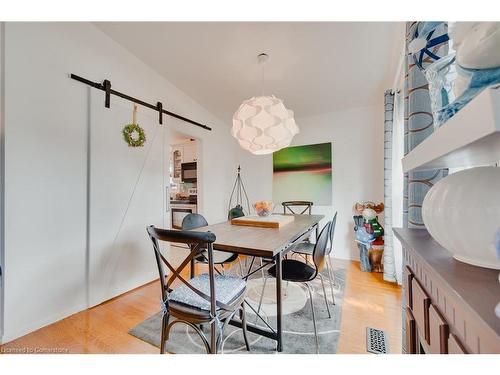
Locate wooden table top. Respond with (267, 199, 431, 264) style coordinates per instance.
(196, 214, 324, 258)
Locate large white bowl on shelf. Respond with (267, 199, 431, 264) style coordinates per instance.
(422, 166, 500, 270)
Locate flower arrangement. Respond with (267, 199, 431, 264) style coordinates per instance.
(254, 201, 274, 217)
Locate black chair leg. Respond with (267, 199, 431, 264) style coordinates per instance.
(240, 304, 251, 351)
(160, 312, 170, 354)
(319, 274, 332, 318)
(210, 320, 218, 354)
(305, 283, 319, 354)
(326, 256, 336, 305)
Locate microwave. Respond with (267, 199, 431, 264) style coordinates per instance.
(181, 162, 197, 182)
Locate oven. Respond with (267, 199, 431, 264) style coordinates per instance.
(181, 162, 197, 183)
(171, 203, 197, 229)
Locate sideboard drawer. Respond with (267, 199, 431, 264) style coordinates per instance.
(448, 334, 468, 354)
(405, 307, 417, 354)
(404, 266, 414, 309)
(411, 278, 431, 344)
(428, 304, 449, 353)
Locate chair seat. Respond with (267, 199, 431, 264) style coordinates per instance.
(291, 242, 314, 255)
(268, 259, 316, 283)
(169, 273, 246, 311)
(194, 249, 239, 264)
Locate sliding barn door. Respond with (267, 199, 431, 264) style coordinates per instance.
(88, 92, 170, 307)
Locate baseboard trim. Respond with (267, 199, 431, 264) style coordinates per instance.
(1, 302, 87, 344)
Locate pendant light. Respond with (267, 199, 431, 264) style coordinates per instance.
(231, 53, 299, 155)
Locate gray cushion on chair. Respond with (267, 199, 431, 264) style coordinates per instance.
(291, 242, 314, 255)
(169, 274, 246, 311)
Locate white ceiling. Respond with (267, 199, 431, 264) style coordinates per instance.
(95, 22, 404, 124)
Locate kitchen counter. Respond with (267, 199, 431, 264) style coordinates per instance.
(170, 199, 197, 205)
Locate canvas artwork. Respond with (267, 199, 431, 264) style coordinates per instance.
(272, 142, 332, 206)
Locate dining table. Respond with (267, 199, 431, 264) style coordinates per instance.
(194, 213, 324, 352)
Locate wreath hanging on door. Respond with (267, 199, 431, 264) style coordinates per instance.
(122, 123, 146, 147)
(122, 104, 146, 147)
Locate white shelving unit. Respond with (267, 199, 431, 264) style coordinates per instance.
(402, 87, 500, 172)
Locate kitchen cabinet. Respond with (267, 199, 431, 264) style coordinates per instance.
(172, 141, 197, 180)
(171, 142, 197, 179)
(182, 142, 197, 162)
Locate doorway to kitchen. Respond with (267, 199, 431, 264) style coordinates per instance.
(169, 131, 200, 233)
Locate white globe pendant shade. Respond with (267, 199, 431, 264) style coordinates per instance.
(232, 95, 299, 155)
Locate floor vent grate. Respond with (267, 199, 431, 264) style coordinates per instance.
(366, 327, 388, 354)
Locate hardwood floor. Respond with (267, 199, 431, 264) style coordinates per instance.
(0, 259, 401, 354)
(337, 260, 402, 353)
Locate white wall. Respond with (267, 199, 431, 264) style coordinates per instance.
(237, 104, 384, 260)
(2, 22, 238, 343)
(0, 22, 5, 341)
(1, 22, 385, 343)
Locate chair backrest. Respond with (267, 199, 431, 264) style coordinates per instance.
(327, 212, 338, 255)
(311, 221, 332, 277)
(182, 213, 208, 230)
(228, 206, 245, 220)
(147, 225, 228, 315)
(282, 201, 313, 215)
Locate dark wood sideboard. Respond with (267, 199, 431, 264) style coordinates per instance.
(394, 228, 500, 354)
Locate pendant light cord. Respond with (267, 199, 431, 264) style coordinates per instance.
(261, 61, 265, 96)
(258, 53, 268, 96)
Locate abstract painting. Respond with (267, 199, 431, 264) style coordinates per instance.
(273, 142, 332, 205)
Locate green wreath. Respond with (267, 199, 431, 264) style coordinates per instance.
(122, 123, 146, 147)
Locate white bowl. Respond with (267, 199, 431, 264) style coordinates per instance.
(422, 166, 500, 270)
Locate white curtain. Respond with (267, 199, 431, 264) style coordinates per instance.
(383, 91, 396, 282)
(383, 89, 404, 284)
(391, 91, 404, 284)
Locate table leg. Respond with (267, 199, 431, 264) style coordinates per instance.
(275, 252, 283, 352)
(190, 258, 195, 279)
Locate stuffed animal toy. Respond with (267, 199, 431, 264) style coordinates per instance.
(362, 208, 384, 238)
(353, 201, 384, 215)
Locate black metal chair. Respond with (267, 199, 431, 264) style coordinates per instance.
(147, 225, 250, 354)
(291, 212, 338, 305)
(282, 201, 313, 215)
(282, 201, 314, 247)
(258, 221, 332, 354)
(182, 213, 240, 276)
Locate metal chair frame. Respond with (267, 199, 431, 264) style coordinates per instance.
(182, 213, 242, 278)
(147, 225, 250, 354)
(294, 212, 338, 305)
(257, 221, 332, 353)
(282, 201, 313, 215)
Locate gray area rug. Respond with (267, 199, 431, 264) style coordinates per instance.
(129, 267, 345, 354)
